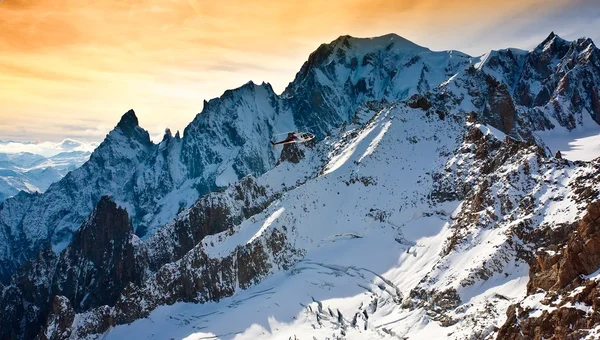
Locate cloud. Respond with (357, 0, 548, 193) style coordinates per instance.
(0, 139, 98, 157)
(81, 125, 111, 138)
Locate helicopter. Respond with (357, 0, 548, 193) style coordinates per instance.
(270, 131, 315, 148)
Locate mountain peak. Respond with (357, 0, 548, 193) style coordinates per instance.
(545, 31, 557, 41)
(108, 109, 152, 146)
(164, 128, 172, 139)
(116, 109, 139, 131)
(330, 33, 429, 53)
(290, 33, 432, 91)
(536, 31, 568, 52)
(75, 195, 133, 256)
(577, 36, 597, 49)
(197, 80, 276, 118)
(160, 128, 173, 145)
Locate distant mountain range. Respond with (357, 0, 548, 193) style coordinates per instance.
(0, 151, 90, 201)
(2, 32, 600, 339)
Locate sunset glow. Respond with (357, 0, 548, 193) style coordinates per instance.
(1, 0, 598, 143)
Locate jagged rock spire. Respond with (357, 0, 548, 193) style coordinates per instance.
(116, 109, 139, 130)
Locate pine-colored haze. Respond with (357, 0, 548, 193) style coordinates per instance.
(1, 0, 598, 142)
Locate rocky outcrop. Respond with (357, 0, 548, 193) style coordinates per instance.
(144, 175, 274, 270)
(52, 196, 146, 311)
(39, 296, 75, 340)
(70, 227, 304, 338)
(407, 94, 432, 110)
(0, 196, 146, 339)
(0, 247, 58, 339)
(484, 77, 517, 134)
(527, 201, 600, 292)
(498, 200, 600, 339)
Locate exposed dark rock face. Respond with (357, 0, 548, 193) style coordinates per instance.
(144, 175, 273, 271)
(484, 77, 517, 134)
(114, 109, 146, 140)
(527, 200, 600, 293)
(555, 150, 562, 159)
(52, 196, 146, 311)
(498, 200, 600, 339)
(407, 287, 461, 319)
(0, 286, 27, 339)
(70, 228, 304, 337)
(0, 173, 285, 339)
(0, 247, 57, 340)
(0, 196, 146, 339)
(407, 94, 432, 110)
(38, 296, 75, 340)
(278, 143, 304, 164)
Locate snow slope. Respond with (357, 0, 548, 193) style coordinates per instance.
(535, 110, 600, 160)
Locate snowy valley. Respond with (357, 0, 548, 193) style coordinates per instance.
(0, 150, 91, 202)
(2, 32, 600, 340)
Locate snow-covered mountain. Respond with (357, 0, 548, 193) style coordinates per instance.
(0, 151, 90, 202)
(2, 32, 600, 339)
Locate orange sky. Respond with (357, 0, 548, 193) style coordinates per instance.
(1, 0, 597, 143)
